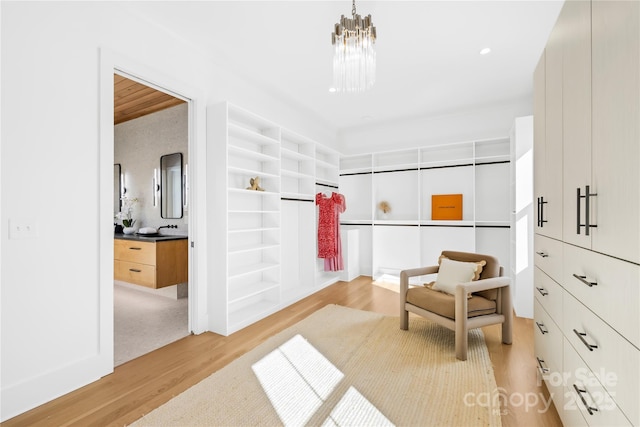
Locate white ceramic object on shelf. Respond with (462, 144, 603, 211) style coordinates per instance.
(123, 227, 136, 235)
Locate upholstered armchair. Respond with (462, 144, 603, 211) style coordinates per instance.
(400, 250, 512, 360)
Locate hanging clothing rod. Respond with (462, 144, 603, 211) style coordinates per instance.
(316, 182, 339, 189)
(281, 197, 314, 203)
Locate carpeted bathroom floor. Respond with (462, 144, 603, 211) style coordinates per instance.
(114, 283, 189, 366)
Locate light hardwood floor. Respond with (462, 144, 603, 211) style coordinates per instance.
(3, 276, 562, 427)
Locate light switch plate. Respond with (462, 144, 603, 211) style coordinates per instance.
(9, 219, 39, 239)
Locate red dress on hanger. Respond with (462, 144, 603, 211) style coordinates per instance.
(316, 192, 346, 271)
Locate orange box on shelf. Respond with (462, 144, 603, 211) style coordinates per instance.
(431, 194, 463, 220)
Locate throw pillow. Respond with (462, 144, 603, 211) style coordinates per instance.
(432, 258, 484, 296)
(439, 254, 486, 281)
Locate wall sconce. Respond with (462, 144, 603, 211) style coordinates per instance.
(153, 168, 160, 207)
(183, 163, 189, 209)
(121, 173, 126, 195)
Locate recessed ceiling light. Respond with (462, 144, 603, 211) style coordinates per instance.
(361, 115, 373, 121)
(329, 87, 336, 93)
(480, 47, 491, 55)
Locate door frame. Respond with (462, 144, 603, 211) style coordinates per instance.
(99, 48, 208, 372)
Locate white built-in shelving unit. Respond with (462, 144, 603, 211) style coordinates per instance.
(208, 102, 341, 335)
(339, 138, 511, 283)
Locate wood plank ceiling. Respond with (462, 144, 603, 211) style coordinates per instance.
(114, 74, 185, 125)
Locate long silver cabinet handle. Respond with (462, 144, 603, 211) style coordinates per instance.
(573, 384, 598, 415)
(573, 273, 597, 287)
(573, 329, 598, 351)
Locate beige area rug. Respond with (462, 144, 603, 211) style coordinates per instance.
(131, 305, 501, 427)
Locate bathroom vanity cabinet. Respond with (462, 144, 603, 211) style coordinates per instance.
(114, 235, 188, 288)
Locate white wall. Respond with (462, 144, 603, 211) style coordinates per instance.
(0, 2, 334, 421)
(115, 103, 188, 231)
(338, 97, 532, 154)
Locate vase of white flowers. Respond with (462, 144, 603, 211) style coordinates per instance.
(116, 196, 139, 234)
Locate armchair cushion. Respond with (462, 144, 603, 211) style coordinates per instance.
(406, 286, 497, 320)
(432, 257, 485, 296)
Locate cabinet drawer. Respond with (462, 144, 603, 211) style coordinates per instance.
(114, 260, 156, 288)
(563, 292, 639, 425)
(534, 298, 563, 373)
(114, 239, 156, 265)
(563, 243, 640, 348)
(534, 234, 563, 282)
(534, 267, 563, 325)
(563, 340, 632, 426)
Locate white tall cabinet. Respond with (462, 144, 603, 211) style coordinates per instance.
(534, 2, 640, 426)
(208, 102, 340, 335)
(339, 138, 511, 283)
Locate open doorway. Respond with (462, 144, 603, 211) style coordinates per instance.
(113, 73, 190, 366)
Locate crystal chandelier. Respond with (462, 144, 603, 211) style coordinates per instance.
(331, 0, 377, 93)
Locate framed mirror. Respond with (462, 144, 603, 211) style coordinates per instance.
(114, 163, 122, 215)
(160, 152, 183, 219)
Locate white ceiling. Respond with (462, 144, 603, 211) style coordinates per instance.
(126, 1, 563, 134)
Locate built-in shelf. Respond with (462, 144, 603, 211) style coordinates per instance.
(339, 137, 511, 280)
(228, 226, 280, 234)
(281, 169, 314, 179)
(228, 188, 280, 196)
(228, 243, 280, 255)
(228, 166, 279, 179)
(281, 147, 314, 161)
(210, 101, 341, 337)
(228, 144, 279, 162)
(420, 220, 476, 227)
(228, 262, 279, 280)
(228, 122, 279, 146)
(228, 280, 280, 304)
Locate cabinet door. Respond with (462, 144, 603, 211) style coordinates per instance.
(562, 0, 592, 249)
(542, 20, 563, 240)
(533, 54, 546, 235)
(592, 0, 640, 264)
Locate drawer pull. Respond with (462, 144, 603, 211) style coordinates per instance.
(572, 273, 597, 287)
(536, 356, 549, 374)
(573, 384, 598, 415)
(535, 251, 549, 258)
(536, 322, 548, 335)
(129, 247, 142, 251)
(129, 268, 142, 273)
(536, 287, 549, 296)
(573, 329, 598, 351)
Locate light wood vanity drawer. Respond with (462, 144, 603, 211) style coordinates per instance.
(563, 292, 639, 425)
(114, 239, 156, 265)
(563, 243, 640, 348)
(534, 234, 563, 283)
(114, 260, 156, 288)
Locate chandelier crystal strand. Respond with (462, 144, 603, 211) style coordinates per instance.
(331, 0, 376, 93)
